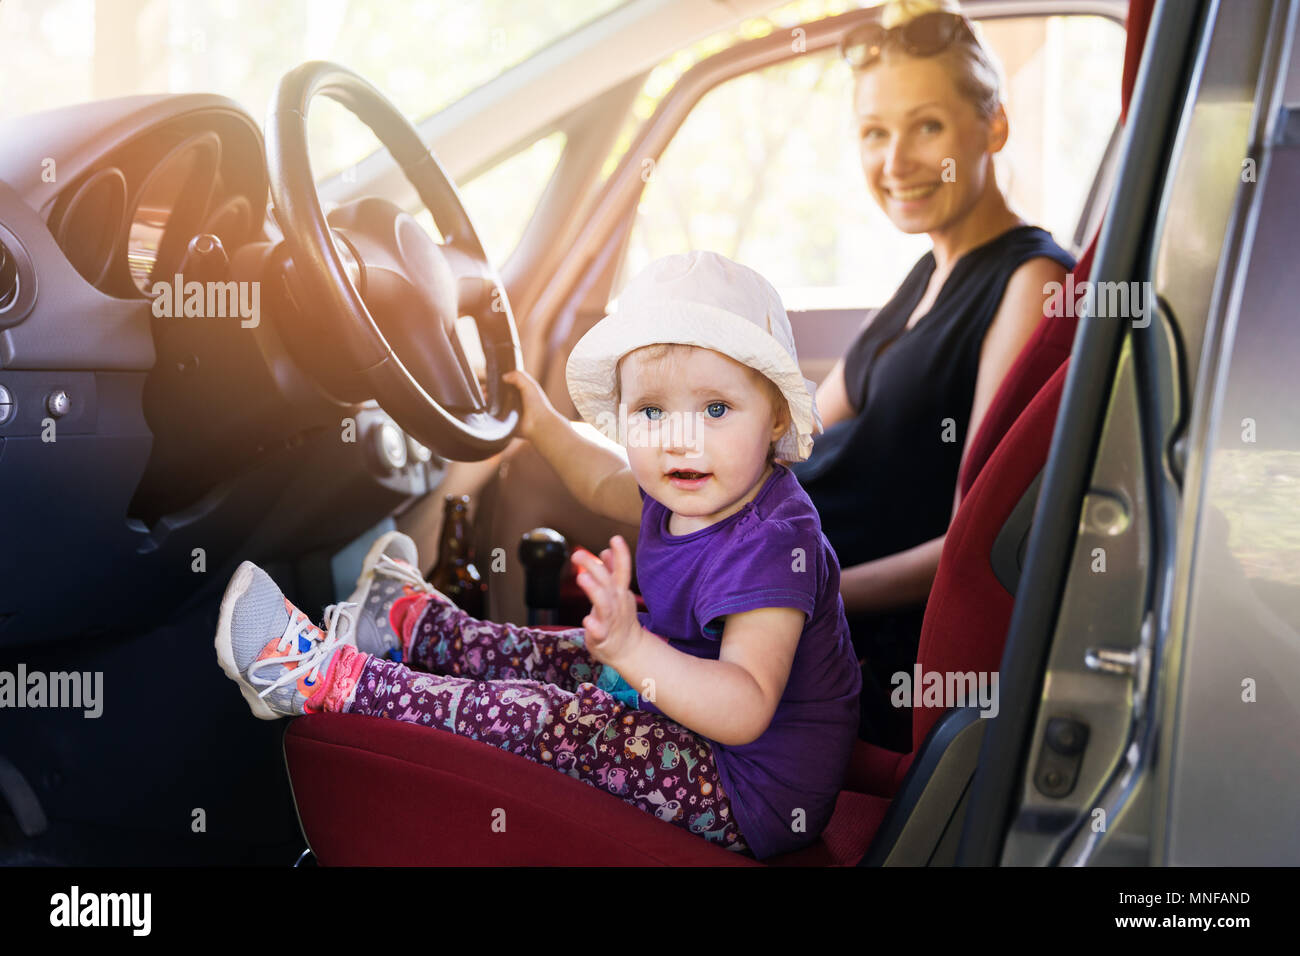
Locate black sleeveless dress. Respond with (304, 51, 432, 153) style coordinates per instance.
(791, 224, 1074, 750)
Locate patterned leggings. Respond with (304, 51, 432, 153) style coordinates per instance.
(323, 593, 753, 856)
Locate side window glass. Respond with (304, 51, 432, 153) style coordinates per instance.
(412, 130, 566, 265)
(409, 131, 565, 390)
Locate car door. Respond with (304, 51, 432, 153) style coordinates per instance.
(959, 0, 1298, 866)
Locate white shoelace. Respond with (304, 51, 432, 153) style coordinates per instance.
(373, 554, 438, 593)
(248, 602, 358, 700)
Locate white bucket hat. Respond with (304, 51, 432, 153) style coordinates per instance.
(565, 250, 823, 461)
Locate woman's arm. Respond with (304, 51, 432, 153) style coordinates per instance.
(503, 368, 642, 526)
(949, 255, 1067, 517)
(839, 536, 945, 615)
(837, 256, 1067, 615)
(814, 356, 857, 430)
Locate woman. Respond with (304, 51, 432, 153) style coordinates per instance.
(790, 0, 1075, 752)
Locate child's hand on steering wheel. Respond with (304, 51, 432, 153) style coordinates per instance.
(572, 535, 643, 665)
(502, 367, 561, 443)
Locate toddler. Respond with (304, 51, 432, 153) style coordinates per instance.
(214, 250, 862, 859)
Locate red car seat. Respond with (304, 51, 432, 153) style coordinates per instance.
(282, 1, 1155, 865)
(285, 362, 1070, 866)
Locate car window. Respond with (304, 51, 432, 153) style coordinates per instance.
(0, 0, 626, 179)
(409, 130, 567, 266)
(616, 14, 1125, 311)
(401, 130, 566, 388)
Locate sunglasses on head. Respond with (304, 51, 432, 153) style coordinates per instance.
(838, 10, 973, 69)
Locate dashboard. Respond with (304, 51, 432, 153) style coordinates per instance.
(42, 108, 267, 299)
(0, 93, 449, 649)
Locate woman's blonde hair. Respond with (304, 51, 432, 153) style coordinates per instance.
(858, 0, 1006, 123)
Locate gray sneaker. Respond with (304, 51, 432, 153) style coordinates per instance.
(215, 561, 354, 719)
(344, 531, 446, 662)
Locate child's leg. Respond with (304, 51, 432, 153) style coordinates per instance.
(393, 593, 609, 693)
(327, 646, 753, 855)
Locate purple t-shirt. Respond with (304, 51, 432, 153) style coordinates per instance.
(632, 463, 861, 859)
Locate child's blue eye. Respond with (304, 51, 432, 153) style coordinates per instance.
(642, 406, 663, 421)
(705, 402, 728, 419)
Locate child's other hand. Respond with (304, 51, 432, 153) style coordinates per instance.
(572, 535, 643, 665)
(502, 367, 559, 442)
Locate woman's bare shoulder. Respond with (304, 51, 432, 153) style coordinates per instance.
(992, 255, 1069, 331)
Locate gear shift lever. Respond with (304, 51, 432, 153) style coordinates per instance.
(178, 233, 230, 284)
(518, 528, 568, 626)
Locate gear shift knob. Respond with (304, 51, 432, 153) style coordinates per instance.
(178, 233, 230, 284)
(518, 528, 568, 626)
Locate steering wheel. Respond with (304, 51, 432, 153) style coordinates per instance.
(266, 61, 521, 461)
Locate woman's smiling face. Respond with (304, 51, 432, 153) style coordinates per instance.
(619, 345, 788, 532)
(853, 55, 1006, 235)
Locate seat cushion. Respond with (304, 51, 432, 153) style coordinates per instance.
(765, 790, 892, 866)
(285, 713, 759, 865)
(842, 738, 913, 798)
(284, 712, 890, 865)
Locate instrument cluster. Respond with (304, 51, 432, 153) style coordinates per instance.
(45, 108, 268, 299)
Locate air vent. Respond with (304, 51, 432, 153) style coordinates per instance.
(0, 235, 18, 312)
(0, 222, 37, 326)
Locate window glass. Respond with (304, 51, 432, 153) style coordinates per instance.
(443, 131, 566, 266)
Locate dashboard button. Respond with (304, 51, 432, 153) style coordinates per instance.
(372, 420, 407, 471)
(407, 436, 432, 463)
(46, 389, 70, 418)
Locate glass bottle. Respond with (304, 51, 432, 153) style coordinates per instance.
(427, 494, 487, 618)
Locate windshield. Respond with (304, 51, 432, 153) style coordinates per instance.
(1, 0, 629, 176)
